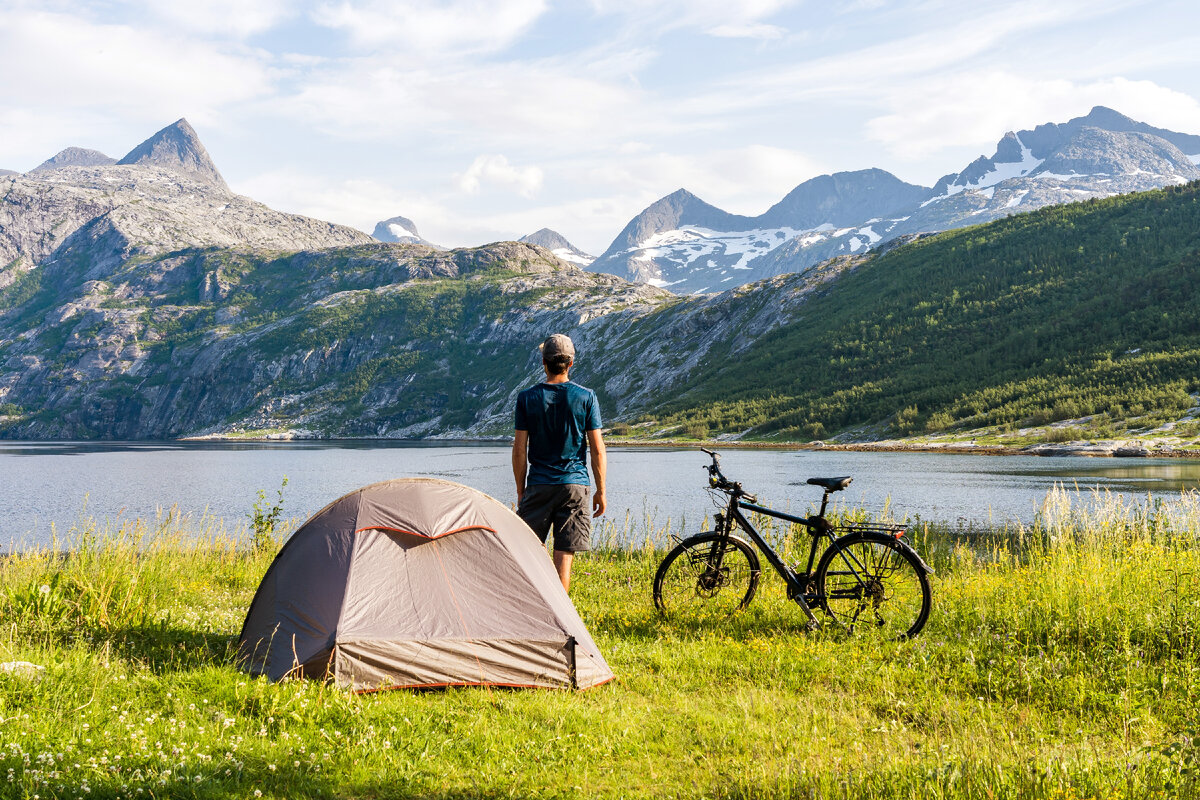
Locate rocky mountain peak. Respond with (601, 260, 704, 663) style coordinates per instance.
(610, 189, 756, 251)
(1021, 107, 1200, 161)
(372, 215, 421, 242)
(371, 215, 444, 249)
(32, 147, 116, 172)
(117, 118, 228, 191)
(518, 228, 573, 251)
(760, 168, 930, 229)
(519, 228, 595, 267)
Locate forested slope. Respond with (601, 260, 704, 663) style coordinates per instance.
(651, 181, 1200, 443)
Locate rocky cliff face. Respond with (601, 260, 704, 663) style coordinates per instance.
(0, 223, 848, 439)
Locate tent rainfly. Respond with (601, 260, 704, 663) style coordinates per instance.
(237, 478, 613, 691)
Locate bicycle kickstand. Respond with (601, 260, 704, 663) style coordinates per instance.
(788, 587, 822, 631)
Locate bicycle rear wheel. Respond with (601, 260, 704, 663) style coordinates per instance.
(653, 533, 761, 619)
(815, 532, 931, 639)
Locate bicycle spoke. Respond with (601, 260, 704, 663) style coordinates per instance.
(816, 534, 931, 640)
(654, 535, 759, 619)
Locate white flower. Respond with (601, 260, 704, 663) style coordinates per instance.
(39, 585, 50, 595)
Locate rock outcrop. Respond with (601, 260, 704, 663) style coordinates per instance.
(32, 147, 116, 171)
(117, 118, 229, 191)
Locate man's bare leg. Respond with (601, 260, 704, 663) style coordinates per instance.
(553, 551, 574, 593)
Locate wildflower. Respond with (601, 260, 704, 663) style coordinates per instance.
(39, 585, 50, 594)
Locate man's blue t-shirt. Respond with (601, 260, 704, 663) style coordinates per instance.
(515, 381, 602, 486)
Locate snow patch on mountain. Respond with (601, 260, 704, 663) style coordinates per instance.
(1005, 190, 1030, 208)
(518, 228, 594, 266)
(923, 135, 1043, 207)
(628, 225, 804, 272)
(552, 247, 594, 266)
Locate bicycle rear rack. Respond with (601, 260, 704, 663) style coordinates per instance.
(832, 521, 907, 538)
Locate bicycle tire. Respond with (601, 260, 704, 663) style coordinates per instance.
(814, 531, 931, 639)
(653, 533, 761, 618)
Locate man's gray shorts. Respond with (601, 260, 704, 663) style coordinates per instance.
(517, 483, 592, 552)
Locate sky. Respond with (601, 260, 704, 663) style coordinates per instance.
(3, 0, 1200, 254)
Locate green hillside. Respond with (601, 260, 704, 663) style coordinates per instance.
(651, 181, 1200, 443)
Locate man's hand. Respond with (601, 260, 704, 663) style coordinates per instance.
(587, 428, 607, 518)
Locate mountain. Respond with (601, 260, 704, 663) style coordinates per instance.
(116, 118, 229, 190)
(0, 119, 370, 283)
(589, 107, 1200, 294)
(588, 174, 924, 291)
(3, 116, 1198, 447)
(32, 147, 116, 171)
(645, 180, 1200, 446)
(518, 229, 594, 266)
(904, 110, 1200, 235)
(0, 241, 677, 438)
(757, 169, 931, 229)
(4, 181, 1196, 444)
(371, 215, 442, 248)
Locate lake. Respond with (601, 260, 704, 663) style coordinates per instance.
(3, 440, 1200, 550)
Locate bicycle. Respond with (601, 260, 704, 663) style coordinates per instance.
(652, 448, 933, 639)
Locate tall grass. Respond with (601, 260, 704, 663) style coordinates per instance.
(1, 490, 1199, 798)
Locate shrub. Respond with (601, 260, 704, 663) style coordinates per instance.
(249, 476, 288, 551)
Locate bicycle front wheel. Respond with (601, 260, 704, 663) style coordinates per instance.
(653, 533, 761, 619)
(815, 532, 931, 639)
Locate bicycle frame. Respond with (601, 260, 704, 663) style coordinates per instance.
(714, 490, 855, 627)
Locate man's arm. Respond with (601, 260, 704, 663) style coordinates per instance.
(512, 429, 529, 502)
(587, 428, 606, 517)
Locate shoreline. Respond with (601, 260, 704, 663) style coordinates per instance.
(174, 432, 1200, 459)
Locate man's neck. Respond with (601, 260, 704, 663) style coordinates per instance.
(543, 372, 570, 385)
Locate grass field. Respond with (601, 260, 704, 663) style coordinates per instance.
(3, 489, 1200, 799)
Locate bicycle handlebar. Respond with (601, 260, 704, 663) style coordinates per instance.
(700, 448, 757, 502)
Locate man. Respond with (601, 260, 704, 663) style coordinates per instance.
(512, 333, 607, 592)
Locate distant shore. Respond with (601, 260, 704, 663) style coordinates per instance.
(181, 431, 1200, 458)
(608, 439, 1200, 458)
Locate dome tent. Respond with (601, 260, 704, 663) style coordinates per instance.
(237, 478, 613, 691)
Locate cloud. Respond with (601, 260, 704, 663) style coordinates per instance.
(707, 23, 786, 39)
(685, 1, 1101, 116)
(0, 7, 274, 128)
(589, 0, 796, 26)
(865, 73, 1200, 160)
(234, 168, 446, 239)
(272, 54, 666, 151)
(135, 0, 293, 38)
(457, 155, 544, 198)
(311, 0, 548, 53)
(575, 144, 825, 217)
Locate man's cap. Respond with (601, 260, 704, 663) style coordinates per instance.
(539, 333, 575, 359)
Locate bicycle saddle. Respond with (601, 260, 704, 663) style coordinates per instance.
(807, 476, 852, 492)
